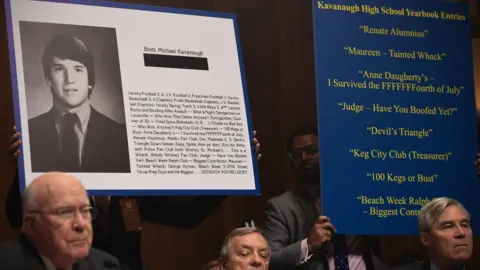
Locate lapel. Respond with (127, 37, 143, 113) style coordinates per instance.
(23, 251, 46, 270)
(18, 235, 48, 270)
(80, 106, 98, 166)
(44, 108, 62, 156)
(72, 258, 91, 270)
(292, 187, 320, 236)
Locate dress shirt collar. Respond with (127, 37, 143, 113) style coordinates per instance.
(53, 100, 91, 134)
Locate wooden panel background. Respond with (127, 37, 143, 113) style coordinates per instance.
(0, 0, 477, 269)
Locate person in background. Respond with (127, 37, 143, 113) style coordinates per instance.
(0, 172, 120, 270)
(262, 125, 384, 270)
(6, 126, 261, 270)
(390, 197, 473, 270)
(218, 227, 270, 270)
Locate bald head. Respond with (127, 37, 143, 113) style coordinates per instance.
(23, 172, 86, 213)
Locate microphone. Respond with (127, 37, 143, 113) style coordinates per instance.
(103, 260, 130, 270)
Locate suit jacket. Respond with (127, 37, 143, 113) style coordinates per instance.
(28, 106, 130, 173)
(263, 188, 385, 270)
(6, 170, 225, 270)
(389, 261, 469, 270)
(389, 262, 426, 270)
(0, 234, 120, 270)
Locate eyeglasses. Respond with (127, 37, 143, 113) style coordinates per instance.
(289, 144, 319, 162)
(29, 206, 98, 221)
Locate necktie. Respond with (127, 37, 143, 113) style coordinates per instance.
(61, 113, 80, 171)
(334, 234, 349, 270)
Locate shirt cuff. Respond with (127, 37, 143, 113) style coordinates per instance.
(300, 238, 313, 264)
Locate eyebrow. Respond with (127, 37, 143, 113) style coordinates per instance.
(51, 63, 86, 68)
(292, 144, 318, 149)
(239, 245, 269, 252)
(439, 219, 470, 226)
(54, 201, 91, 208)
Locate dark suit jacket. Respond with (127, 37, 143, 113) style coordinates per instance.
(389, 262, 426, 270)
(263, 188, 385, 270)
(0, 234, 120, 270)
(6, 170, 225, 270)
(389, 261, 469, 270)
(28, 106, 130, 173)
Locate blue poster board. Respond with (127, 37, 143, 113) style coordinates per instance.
(313, 0, 479, 234)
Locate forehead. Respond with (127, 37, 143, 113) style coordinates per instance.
(52, 57, 86, 67)
(40, 182, 88, 207)
(231, 233, 268, 249)
(292, 134, 318, 148)
(436, 205, 469, 223)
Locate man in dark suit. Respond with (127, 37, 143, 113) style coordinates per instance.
(7, 127, 261, 270)
(28, 33, 129, 173)
(6, 165, 227, 270)
(390, 197, 473, 270)
(263, 126, 384, 270)
(0, 172, 120, 270)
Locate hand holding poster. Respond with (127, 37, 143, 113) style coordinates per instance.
(313, 0, 479, 234)
(5, 0, 259, 195)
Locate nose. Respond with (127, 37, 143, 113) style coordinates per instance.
(72, 212, 89, 231)
(454, 225, 467, 238)
(249, 254, 263, 267)
(64, 68, 74, 84)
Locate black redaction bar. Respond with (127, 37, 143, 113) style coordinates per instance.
(143, 53, 209, 70)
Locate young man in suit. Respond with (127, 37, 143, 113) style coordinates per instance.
(0, 172, 120, 270)
(390, 197, 473, 270)
(262, 126, 384, 270)
(28, 33, 130, 173)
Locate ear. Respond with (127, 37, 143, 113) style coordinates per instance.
(88, 85, 92, 89)
(218, 258, 227, 270)
(46, 80, 52, 87)
(420, 232, 430, 247)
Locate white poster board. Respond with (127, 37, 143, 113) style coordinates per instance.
(5, 0, 259, 196)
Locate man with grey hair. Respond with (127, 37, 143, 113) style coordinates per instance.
(218, 227, 271, 270)
(391, 197, 473, 270)
(0, 172, 120, 270)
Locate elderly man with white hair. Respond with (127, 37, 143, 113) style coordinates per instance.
(0, 172, 120, 270)
(390, 197, 473, 270)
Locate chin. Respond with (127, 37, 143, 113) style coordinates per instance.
(70, 247, 89, 259)
(454, 252, 471, 260)
(65, 102, 82, 108)
(69, 241, 90, 255)
(445, 253, 470, 264)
